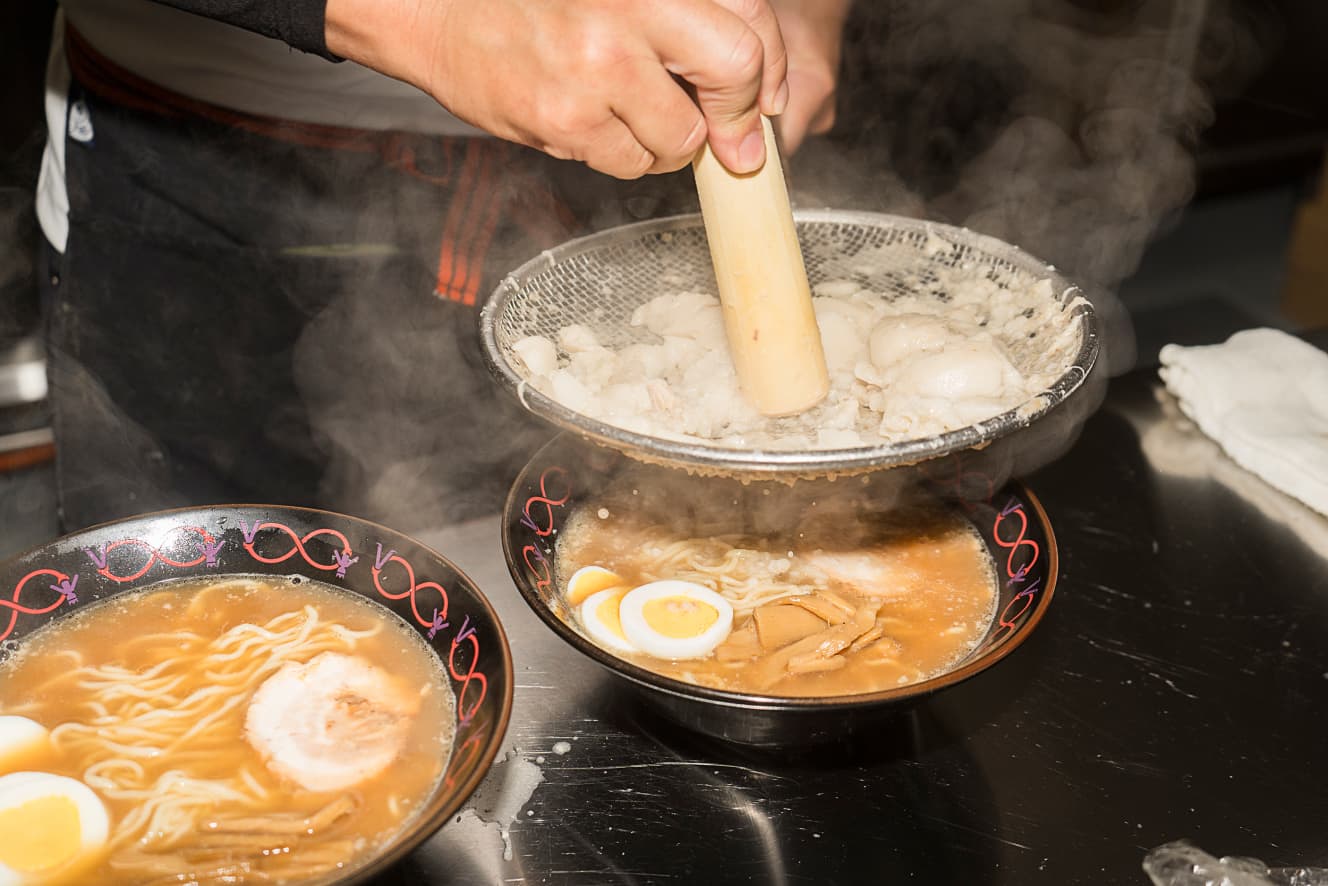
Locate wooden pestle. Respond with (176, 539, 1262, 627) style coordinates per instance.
(692, 115, 830, 417)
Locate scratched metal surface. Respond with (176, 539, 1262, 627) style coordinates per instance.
(374, 368, 1328, 885)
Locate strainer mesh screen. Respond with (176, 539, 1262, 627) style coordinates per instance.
(482, 211, 1097, 476)
(492, 219, 1045, 354)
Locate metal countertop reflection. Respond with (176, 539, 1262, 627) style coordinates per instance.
(374, 368, 1328, 885)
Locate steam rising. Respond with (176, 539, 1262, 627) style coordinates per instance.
(290, 163, 689, 533)
(796, 0, 1272, 377)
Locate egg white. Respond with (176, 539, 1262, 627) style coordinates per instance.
(0, 772, 110, 885)
(0, 718, 52, 776)
(618, 581, 733, 660)
(579, 588, 637, 653)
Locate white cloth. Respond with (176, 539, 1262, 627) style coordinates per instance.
(1158, 328, 1328, 517)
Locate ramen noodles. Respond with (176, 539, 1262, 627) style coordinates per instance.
(0, 576, 453, 884)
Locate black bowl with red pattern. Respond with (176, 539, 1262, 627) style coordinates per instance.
(502, 434, 1057, 747)
(0, 504, 513, 884)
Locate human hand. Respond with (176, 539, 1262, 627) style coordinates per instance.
(326, 0, 790, 179)
(770, 0, 851, 153)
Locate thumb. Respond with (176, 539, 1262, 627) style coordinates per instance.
(693, 83, 768, 174)
(651, 1, 777, 174)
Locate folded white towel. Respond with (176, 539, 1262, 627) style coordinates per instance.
(1158, 328, 1328, 517)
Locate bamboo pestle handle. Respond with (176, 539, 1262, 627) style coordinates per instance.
(692, 115, 830, 417)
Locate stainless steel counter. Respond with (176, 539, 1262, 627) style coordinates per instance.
(370, 367, 1328, 885)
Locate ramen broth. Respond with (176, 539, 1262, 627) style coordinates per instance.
(557, 483, 999, 697)
(0, 576, 454, 884)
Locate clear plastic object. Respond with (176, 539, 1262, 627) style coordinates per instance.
(1145, 841, 1328, 886)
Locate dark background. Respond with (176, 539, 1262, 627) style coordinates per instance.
(0, 0, 57, 342)
(831, 0, 1328, 197)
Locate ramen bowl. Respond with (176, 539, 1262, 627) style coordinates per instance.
(0, 505, 514, 885)
(503, 434, 1057, 747)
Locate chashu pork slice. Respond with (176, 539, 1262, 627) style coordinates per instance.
(244, 652, 422, 792)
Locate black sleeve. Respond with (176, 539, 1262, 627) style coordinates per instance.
(149, 0, 340, 61)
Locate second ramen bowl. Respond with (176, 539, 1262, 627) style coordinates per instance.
(0, 505, 514, 884)
(502, 434, 1058, 747)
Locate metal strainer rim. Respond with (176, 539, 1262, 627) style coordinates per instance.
(479, 209, 1100, 477)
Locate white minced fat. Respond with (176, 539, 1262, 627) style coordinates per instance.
(509, 255, 1085, 450)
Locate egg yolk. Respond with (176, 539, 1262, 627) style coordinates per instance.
(567, 567, 626, 606)
(594, 593, 629, 641)
(0, 794, 83, 873)
(642, 596, 719, 638)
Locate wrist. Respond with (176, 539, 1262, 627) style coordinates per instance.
(324, 0, 446, 91)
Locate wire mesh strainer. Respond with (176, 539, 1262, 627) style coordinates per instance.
(480, 209, 1100, 479)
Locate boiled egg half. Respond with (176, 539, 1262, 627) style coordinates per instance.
(0, 772, 110, 885)
(579, 588, 636, 653)
(0, 719, 53, 776)
(618, 581, 733, 660)
(565, 565, 626, 606)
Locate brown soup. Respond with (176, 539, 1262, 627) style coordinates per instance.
(0, 576, 453, 884)
(556, 477, 998, 698)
